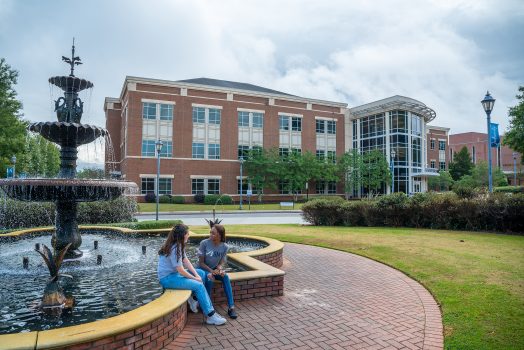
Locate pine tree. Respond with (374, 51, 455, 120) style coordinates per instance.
(449, 146, 474, 181)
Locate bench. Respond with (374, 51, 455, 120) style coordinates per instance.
(279, 201, 294, 209)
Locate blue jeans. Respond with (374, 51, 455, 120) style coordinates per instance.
(204, 272, 235, 308)
(159, 268, 214, 315)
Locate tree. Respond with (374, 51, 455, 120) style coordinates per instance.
(17, 134, 60, 177)
(77, 167, 105, 179)
(503, 86, 524, 155)
(243, 148, 279, 202)
(0, 58, 26, 177)
(428, 170, 454, 191)
(361, 149, 391, 197)
(471, 161, 508, 187)
(449, 146, 474, 181)
(338, 149, 363, 198)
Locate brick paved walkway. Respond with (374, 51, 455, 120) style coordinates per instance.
(167, 243, 443, 350)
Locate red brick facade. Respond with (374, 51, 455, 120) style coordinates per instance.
(426, 126, 450, 171)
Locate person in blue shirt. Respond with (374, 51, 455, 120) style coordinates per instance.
(198, 224, 238, 319)
(158, 223, 226, 325)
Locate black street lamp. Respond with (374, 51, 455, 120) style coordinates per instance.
(481, 91, 495, 193)
(155, 140, 164, 221)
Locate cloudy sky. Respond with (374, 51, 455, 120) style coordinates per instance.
(1, 0, 523, 165)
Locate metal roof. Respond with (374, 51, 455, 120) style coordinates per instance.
(349, 95, 436, 122)
(176, 77, 295, 97)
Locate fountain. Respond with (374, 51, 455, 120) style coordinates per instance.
(0, 41, 137, 258)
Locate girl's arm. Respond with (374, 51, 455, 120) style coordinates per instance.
(175, 264, 199, 280)
(198, 256, 214, 273)
(183, 257, 202, 282)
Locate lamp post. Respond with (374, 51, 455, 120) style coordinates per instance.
(11, 155, 16, 178)
(155, 140, 163, 221)
(513, 152, 518, 186)
(481, 91, 496, 193)
(239, 156, 244, 210)
(390, 149, 396, 193)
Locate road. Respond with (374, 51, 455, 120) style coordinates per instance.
(135, 211, 306, 225)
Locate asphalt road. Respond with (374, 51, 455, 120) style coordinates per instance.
(135, 210, 306, 225)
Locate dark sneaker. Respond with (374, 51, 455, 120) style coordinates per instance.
(228, 308, 238, 319)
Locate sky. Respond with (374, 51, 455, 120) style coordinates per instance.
(1, 0, 523, 166)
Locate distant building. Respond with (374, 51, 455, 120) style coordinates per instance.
(449, 132, 522, 185)
(426, 126, 450, 172)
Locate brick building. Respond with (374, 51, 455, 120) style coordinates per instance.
(426, 126, 450, 172)
(449, 132, 522, 185)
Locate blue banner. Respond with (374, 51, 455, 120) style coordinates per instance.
(6, 167, 14, 178)
(490, 123, 500, 147)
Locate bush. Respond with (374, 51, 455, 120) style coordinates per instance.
(78, 196, 138, 224)
(375, 193, 409, 227)
(193, 194, 205, 203)
(301, 197, 345, 226)
(101, 220, 182, 230)
(159, 195, 173, 203)
(172, 196, 185, 204)
(494, 186, 524, 193)
(204, 194, 233, 205)
(144, 192, 156, 203)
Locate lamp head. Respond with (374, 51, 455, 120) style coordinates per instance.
(11, 155, 16, 164)
(391, 149, 396, 158)
(155, 140, 164, 152)
(239, 156, 245, 163)
(481, 91, 495, 114)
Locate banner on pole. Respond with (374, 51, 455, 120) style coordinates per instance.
(490, 123, 500, 148)
(6, 167, 14, 178)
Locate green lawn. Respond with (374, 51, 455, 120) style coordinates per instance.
(189, 224, 524, 350)
(137, 202, 303, 212)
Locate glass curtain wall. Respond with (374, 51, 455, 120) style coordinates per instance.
(359, 113, 387, 195)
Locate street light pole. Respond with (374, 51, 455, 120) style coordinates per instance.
(11, 155, 16, 178)
(155, 140, 163, 221)
(239, 156, 244, 210)
(514, 152, 518, 186)
(390, 149, 396, 193)
(481, 91, 496, 193)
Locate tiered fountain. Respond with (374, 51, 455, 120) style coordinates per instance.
(0, 42, 137, 258)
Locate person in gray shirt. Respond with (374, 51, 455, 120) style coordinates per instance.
(198, 224, 238, 319)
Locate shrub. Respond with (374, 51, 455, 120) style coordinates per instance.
(101, 220, 182, 230)
(494, 186, 524, 193)
(301, 198, 345, 226)
(204, 194, 233, 205)
(172, 196, 185, 204)
(375, 193, 409, 227)
(78, 196, 138, 224)
(144, 192, 156, 203)
(193, 194, 205, 203)
(159, 195, 173, 203)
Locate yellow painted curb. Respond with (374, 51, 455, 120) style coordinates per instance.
(0, 332, 38, 350)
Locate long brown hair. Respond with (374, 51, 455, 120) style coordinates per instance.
(159, 224, 188, 260)
(214, 224, 226, 243)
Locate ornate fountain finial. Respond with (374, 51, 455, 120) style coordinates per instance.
(62, 38, 83, 77)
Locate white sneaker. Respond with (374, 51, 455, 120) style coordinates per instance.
(206, 312, 227, 325)
(187, 297, 199, 313)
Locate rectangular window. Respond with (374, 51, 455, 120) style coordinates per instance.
(160, 104, 173, 121)
(238, 180, 249, 195)
(192, 107, 205, 123)
(430, 139, 435, 150)
(439, 141, 446, 151)
(238, 111, 249, 127)
(279, 148, 289, 157)
(238, 145, 250, 160)
(192, 142, 205, 159)
(316, 119, 325, 133)
(439, 161, 446, 170)
(327, 121, 336, 134)
(327, 181, 337, 194)
(327, 151, 336, 163)
(279, 116, 289, 131)
(430, 160, 436, 169)
(315, 181, 325, 194)
(207, 179, 220, 194)
(208, 144, 220, 159)
(142, 103, 157, 120)
(141, 178, 155, 194)
(141, 140, 156, 156)
(208, 108, 221, 125)
(160, 141, 172, 157)
(158, 178, 172, 195)
(291, 117, 302, 131)
(279, 180, 290, 194)
(191, 179, 204, 195)
(252, 112, 263, 128)
(316, 149, 325, 160)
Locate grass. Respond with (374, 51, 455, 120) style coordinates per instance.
(189, 224, 524, 350)
(137, 202, 303, 212)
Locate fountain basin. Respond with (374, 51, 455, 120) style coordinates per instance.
(49, 76, 93, 92)
(28, 122, 107, 147)
(0, 178, 137, 202)
(0, 226, 284, 350)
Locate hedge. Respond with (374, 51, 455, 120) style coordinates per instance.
(494, 186, 524, 193)
(204, 194, 233, 205)
(0, 196, 138, 229)
(301, 192, 524, 233)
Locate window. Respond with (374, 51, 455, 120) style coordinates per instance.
(160, 104, 173, 121)
(327, 121, 336, 134)
(207, 179, 220, 194)
(316, 119, 325, 133)
(279, 180, 290, 194)
(192, 142, 205, 159)
(192, 107, 205, 123)
(159, 178, 172, 195)
(439, 141, 446, 151)
(439, 161, 446, 170)
(238, 145, 250, 160)
(208, 144, 220, 159)
(238, 180, 250, 195)
(430, 139, 435, 150)
(430, 160, 436, 169)
(315, 181, 337, 194)
(252, 113, 263, 128)
(159, 141, 172, 157)
(208, 108, 221, 125)
(327, 151, 336, 163)
(279, 116, 289, 131)
(192, 179, 204, 194)
(238, 111, 249, 127)
(291, 117, 302, 131)
(316, 149, 325, 160)
(292, 148, 302, 155)
(142, 103, 157, 120)
(141, 178, 155, 194)
(279, 148, 289, 157)
(141, 140, 156, 156)
(389, 110, 408, 133)
(327, 181, 337, 194)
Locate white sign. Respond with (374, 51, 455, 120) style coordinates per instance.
(246, 190, 253, 197)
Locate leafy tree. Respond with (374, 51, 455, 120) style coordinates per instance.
(428, 170, 454, 192)
(503, 86, 524, 155)
(471, 161, 508, 187)
(361, 149, 391, 197)
(17, 134, 60, 177)
(449, 146, 474, 181)
(277, 150, 323, 201)
(77, 167, 105, 179)
(0, 58, 26, 177)
(243, 148, 279, 202)
(338, 149, 363, 198)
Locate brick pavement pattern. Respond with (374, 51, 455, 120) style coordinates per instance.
(167, 243, 443, 350)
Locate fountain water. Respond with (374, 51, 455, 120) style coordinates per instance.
(0, 42, 137, 258)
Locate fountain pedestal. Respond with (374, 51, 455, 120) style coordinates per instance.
(54, 200, 82, 258)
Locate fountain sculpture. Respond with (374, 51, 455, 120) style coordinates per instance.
(0, 42, 137, 258)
